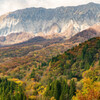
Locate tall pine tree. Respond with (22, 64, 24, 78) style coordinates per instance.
(69, 80, 76, 100)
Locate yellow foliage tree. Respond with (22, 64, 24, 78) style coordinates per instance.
(50, 97, 56, 100)
(72, 78, 100, 100)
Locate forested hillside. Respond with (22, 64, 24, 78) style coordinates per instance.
(41, 37, 100, 100)
(44, 37, 100, 81)
(0, 37, 99, 100)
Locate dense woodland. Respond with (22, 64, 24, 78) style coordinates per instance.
(0, 78, 26, 100)
(46, 37, 100, 81)
(0, 37, 100, 100)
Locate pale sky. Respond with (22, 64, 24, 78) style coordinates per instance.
(0, 0, 100, 16)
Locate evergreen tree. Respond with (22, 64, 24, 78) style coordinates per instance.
(60, 80, 69, 100)
(69, 80, 76, 100)
(53, 80, 61, 100)
(82, 44, 88, 59)
(0, 78, 26, 100)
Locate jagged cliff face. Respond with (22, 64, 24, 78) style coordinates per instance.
(0, 2, 100, 38)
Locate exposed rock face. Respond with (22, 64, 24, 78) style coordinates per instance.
(0, 2, 100, 39)
(68, 25, 100, 43)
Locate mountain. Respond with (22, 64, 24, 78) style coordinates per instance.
(0, 2, 100, 99)
(0, 2, 100, 39)
(0, 32, 34, 45)
(68, 24, 100, 43)
(0, 24, 100, 46)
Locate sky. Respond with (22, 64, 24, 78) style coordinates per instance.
(0, 0, 100, 16)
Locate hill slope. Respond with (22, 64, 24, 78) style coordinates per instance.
(41, 37, 100, 100)
(68, 25, 100, 43)
(0, 37, 99, 99)
(0, 32, 34, 45)
(43, 37, 100, 82)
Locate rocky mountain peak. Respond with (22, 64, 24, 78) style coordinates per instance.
(0, 3, 100, 39)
